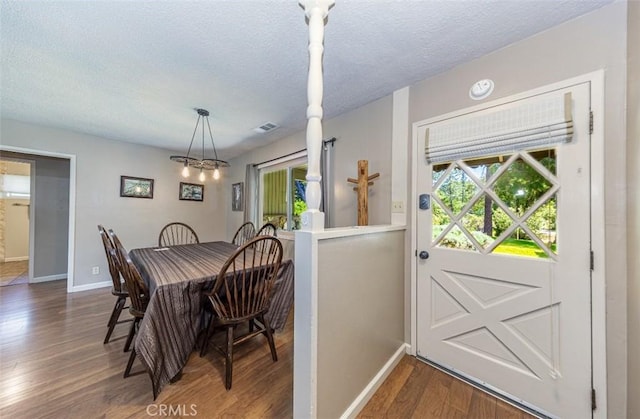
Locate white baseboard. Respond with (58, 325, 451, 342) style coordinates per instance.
(340, 343, 410, 419)
(70, 280, 111, 293)
(3, 256, 29, 262)
(30, 273, 66, 283)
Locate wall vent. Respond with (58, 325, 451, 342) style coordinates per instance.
(254, 122, 279, 134)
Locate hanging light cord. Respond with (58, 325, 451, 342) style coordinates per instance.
(185, 114, 202, 161)
(205, 116, 219, 162)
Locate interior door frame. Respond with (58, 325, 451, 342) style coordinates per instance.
(409, 70, 607, 418)
(0, 145, 77, 293)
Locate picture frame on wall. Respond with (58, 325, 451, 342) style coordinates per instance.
(120, 175, 154, 199)
(179, 182, 204, 201)
(232, 182, 243, 211)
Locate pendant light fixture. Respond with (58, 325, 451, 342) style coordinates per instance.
(170, 108, 229, 181)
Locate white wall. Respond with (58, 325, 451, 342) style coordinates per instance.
(407, 3, 628, 417)
(1, 118, 228, 288)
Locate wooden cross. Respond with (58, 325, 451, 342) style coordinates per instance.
(347, 160, 380, 226)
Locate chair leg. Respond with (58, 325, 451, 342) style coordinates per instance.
(124, 317, 138, 352)
(259, 314, 278, 362)
(106, 298, 119, 327)
(106, 295, 127, 327)
(124, 346, 137, 378)
(104, 296, 126, 344)
(225, 326, 234, 390)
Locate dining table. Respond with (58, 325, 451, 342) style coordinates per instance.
(128, 240, 294, 398)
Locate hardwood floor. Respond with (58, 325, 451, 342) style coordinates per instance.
(358, 356, 535, 419)
(1, 280, 534, 418)
(0, 280, 293, 418)
(0, 260, 29, 287)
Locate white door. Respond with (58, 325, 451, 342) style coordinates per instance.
(416, 83, 592, 418)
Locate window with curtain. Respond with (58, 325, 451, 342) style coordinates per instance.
(249, 138, 334, 231)
(259, 156, 307, 231)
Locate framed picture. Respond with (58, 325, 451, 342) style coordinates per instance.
(179, 182, 204, 201)
(232, 182, 244, 211)
(120, 176, 154, 199)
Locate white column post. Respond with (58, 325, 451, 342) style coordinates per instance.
(299, 0, 334, 232)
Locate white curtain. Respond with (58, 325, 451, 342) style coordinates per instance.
(425, 92, 573, 163)
(244, 163, 259, 226)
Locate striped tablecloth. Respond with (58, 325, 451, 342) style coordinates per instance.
(129, 241, 294, 398)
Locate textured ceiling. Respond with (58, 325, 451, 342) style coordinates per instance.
(1, 0, 612, 160)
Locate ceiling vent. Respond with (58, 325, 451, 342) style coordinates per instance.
(254, 122, 279, 134)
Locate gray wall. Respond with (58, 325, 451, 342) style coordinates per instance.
(1, 118, 228, 287)
(407, 3, 628, 417)
(627, 1, 640, 417)
(317, 230, 405, 418)
(324, 95, 392, 227)
(33, 155, 69, 278)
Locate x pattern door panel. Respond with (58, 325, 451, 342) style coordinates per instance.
(428, 253, 558, 381)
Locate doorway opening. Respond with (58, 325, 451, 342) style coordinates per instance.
(0, 148, 73, 291)
(0, 159, 31, 287)
(0, 159, 32, 286)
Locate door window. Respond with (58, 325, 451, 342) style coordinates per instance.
(432, 148, 558, 259)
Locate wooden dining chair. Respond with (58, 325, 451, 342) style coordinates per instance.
(200, 236, 283, 390)
(109, 229, 150, 379)
(158, 222, 199, 247)
(97, 225, 131, 344)
(231, 221, 256, 246)
(256, 222, 277, 237)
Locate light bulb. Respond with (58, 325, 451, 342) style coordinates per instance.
(181, 163, 189, 178)
(213, 167, 220, 180)
(199, 169, 205, 182)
